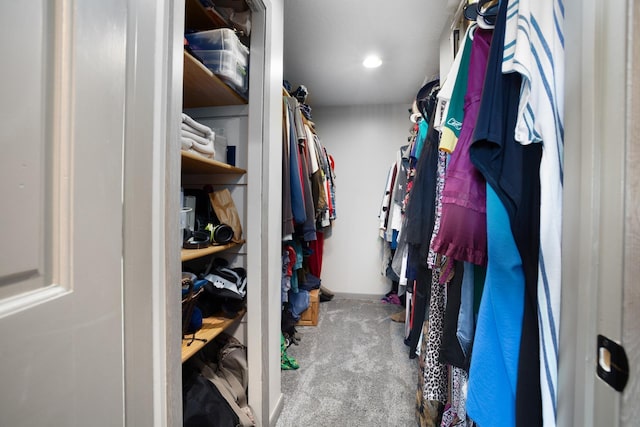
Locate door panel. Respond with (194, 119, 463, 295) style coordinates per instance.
(0, 2, 50, 301)
(0, 1, 127, 425)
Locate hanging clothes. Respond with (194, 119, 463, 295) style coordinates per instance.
(441, 367, 472, 427)
(417, 262, 448, 423)
(456, 262, 476, 364)
(282, 99, 294, 238)
(390, 134, 416, 287)
(439, 25, 475, 154)
(426, 151, 448, 269)
(434, 23, 472, 135)
(416, 320, 444, 427)
(281, 89, 336, 320)
(378, 142, 412, 290)
(305, 126, 328, 222)
(431, 27, 493, 268)
(307, 232, 324, 278)
(389, 140, 414, 281)
(439, 261, 466, 370)
(284, 97, 306, 226)
(466, 2, 537, 425)
(298, 129, 317, 242)
(389, 145, 411, 246)
(378, 161, 397, 237)
(503, 2, 565, 425)
(322, 148, 337, 222)
(466, 184, 526, 427)
(402, 80, 441, 357)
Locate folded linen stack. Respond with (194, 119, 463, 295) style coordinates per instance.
(181, 113, 216, 159)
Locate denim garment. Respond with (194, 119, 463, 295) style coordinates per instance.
(457, 261, 475, 361)
(288, 289, 309, 321)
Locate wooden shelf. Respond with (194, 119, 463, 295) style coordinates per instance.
(181, 240, 244, 262)
(185, 0, 228, 31)
(183, 51, 247, 108)
(181, 309, 246, 363)
(181, 150, 246, 174)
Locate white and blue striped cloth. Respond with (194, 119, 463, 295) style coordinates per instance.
(503, 1, 565, 426)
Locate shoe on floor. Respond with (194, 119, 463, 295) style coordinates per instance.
(320, 285, 335, 297)
(320, 291, 333, 302)
(390, 311, 405, 323)
(381, 293, 401, 305)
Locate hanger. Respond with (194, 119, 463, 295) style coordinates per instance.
(463, 0, 498, 29)
(409, 101, 422, 124)
(477, 0, 499, 26)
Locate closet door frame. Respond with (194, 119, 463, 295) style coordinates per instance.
(122, 0, 184, 425)
(245, 0, 286, 425)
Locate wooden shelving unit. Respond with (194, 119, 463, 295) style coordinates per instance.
(180, 130, 246, 361)
(181, 151, 246, 174)
(181, 309, 246, 362)
(180, 50, 248, 361)
(180, 0, 251, 379)
(181, 240, 244, 262)
(183, 51, 247, 108)
(185, 0, 228, 31)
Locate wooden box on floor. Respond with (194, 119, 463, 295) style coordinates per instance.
(297, 289, 319, 326)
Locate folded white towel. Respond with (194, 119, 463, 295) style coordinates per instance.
(185, 147, 214, 159)
(181, 122, 214, 139)
(181, 138, 193, 150)
(181, 135, 215, 156)
(181, 129, 214, 149)
(182, 113, 214, 138)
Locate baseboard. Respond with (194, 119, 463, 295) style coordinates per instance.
(331, 292, 381, 302)
(269, 393, 284, 427)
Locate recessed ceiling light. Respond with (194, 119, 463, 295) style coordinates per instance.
(363, 55, 382, 69)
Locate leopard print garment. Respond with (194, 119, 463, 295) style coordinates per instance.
(427, 150, 448, 268)
(441, 367, 476, 427)
(423, 265, 448, 403)
(416, 321, 444, 427)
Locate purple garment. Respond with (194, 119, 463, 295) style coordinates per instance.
(432, 28, 492, 267)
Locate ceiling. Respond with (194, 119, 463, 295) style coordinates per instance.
(283, 0, 460, 107)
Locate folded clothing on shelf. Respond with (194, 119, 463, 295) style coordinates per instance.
(182, 113, 215, 137)
(181, 113, 216, 159)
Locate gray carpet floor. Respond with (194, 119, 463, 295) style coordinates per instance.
(276, 298, 418, 427)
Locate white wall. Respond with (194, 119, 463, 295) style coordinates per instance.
(312, 103, 411, 296)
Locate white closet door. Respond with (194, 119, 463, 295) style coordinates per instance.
(562, 0, 639, 426)
(621, 1, 640, 425)
(0, 2, 128, 425)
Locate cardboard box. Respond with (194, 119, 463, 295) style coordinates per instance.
(297, 289, 319, 326)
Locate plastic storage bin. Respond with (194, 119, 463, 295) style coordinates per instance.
(212, 128, 228, 163)
(194, 50, 248, 94)
(185, 28, 249, 64)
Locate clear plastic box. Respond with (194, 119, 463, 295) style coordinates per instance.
(195, 50, 248, 94)
(212, 128, 228, 163)
(185, 28, 249, 64)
